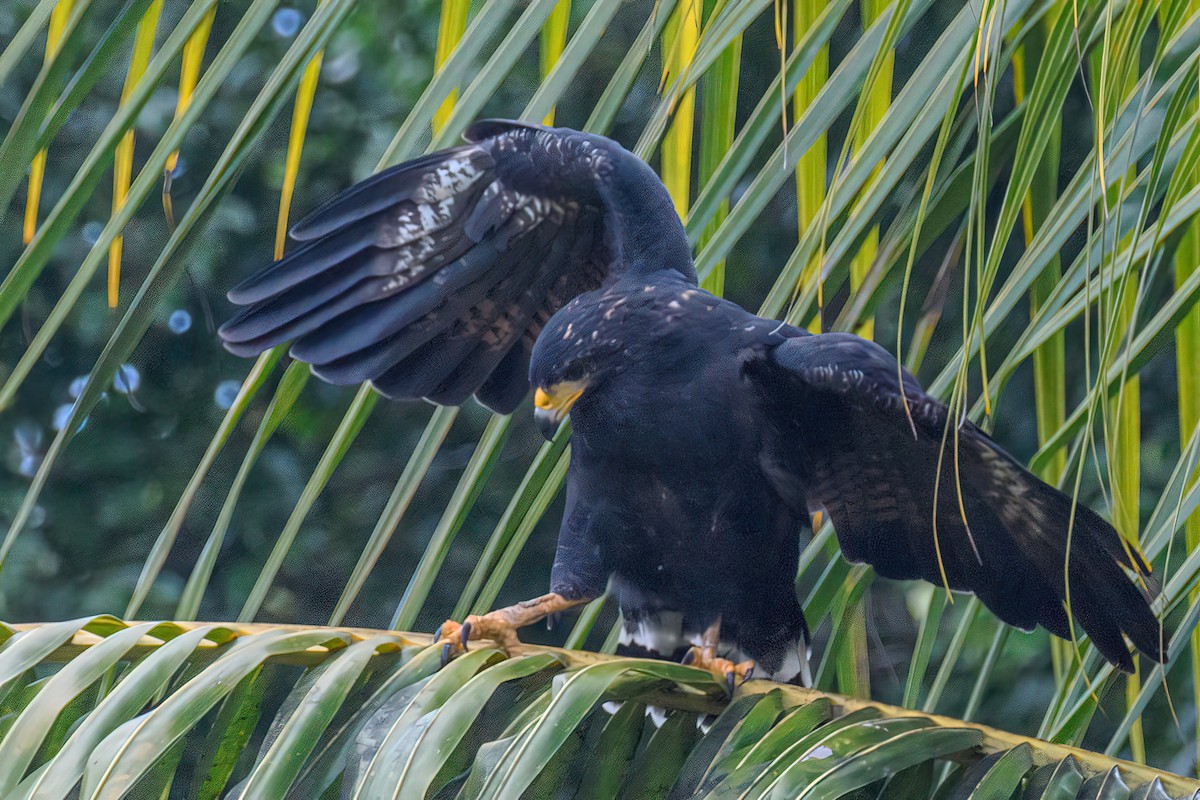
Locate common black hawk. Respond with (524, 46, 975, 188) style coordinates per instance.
(220, 119, 1167, 685)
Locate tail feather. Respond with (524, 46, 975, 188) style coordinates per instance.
(615, 608, 809, 685)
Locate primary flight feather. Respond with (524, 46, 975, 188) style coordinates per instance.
(220, 120, 1166, 682)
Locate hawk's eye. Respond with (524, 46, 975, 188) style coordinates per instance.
(560, 360, 592, 383)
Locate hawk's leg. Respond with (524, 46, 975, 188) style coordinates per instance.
(681, 617, 755, 694)
(437, 592, 592, 663)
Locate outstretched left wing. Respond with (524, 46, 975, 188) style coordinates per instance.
(219, 120, 692, 413)
(746, 332, 1165, 673)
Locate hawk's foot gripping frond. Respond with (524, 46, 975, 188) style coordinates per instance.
(680, 646, 755, 696)
(436, 592, 589, 663)
(677, 618, 756, 695)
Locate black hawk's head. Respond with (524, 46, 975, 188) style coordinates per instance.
(528, 290, 634, 439)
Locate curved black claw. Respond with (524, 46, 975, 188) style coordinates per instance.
(725, 671, 737, 696)
(744, 666, 755, 682)
(681, 649, 696, 666)
(433, 624, 445, 641)
(460, 621, 473, 652)
(441, 641, 454, 667)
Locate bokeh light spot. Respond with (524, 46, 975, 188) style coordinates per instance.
(272, 7, 302, 37)
(215, 380, 241, 409)
(113, 364, 141, 395)
(169, 309, 193, 334)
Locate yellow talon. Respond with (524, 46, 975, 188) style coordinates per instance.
(682, 645, 755, 694)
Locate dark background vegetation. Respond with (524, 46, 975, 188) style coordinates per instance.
(0, 0, 1190, 770)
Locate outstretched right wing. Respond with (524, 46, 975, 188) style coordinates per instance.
(748, 333, 1165, 673)
(219, 119, 694, 413)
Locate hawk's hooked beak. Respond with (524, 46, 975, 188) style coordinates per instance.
(533, 381, 585, 440)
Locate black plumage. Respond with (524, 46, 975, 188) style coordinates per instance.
(220, 120, 1167, 680)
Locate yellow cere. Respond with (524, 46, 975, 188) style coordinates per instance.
(535, 383, 586, 412)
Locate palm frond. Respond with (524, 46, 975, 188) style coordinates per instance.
(0, 618, 1194, 799)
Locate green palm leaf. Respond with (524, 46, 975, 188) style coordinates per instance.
(0, 621, 1192, 799)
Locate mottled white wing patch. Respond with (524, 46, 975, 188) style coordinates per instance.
(413, 151, 487, 203)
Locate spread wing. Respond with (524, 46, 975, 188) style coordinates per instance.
(219, 119, 694, 413)
(747, 332, 1165, 672)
